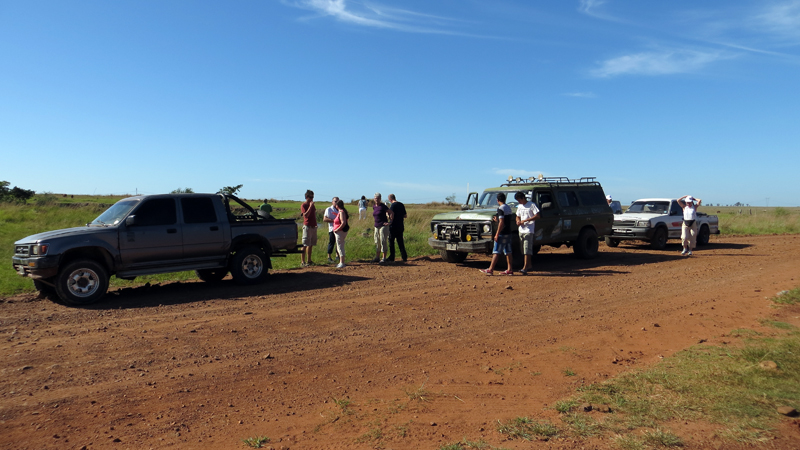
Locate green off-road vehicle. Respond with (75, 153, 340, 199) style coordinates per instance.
(428, 176, 613, 265)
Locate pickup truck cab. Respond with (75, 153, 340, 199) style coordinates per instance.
(428, 176, 613, 264)
(12, 193, 300, 305)
(605, 198, 720, 250)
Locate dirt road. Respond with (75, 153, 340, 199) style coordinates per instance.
(2, 235, 799, 450)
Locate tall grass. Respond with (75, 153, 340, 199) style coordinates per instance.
(0, 196, 455, 297)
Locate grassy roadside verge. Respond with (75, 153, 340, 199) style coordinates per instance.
(486, 288, 800, 449)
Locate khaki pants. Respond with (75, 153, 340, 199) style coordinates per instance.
(681, 221, 698, 249)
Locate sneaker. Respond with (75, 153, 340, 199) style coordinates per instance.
(379, 259, 387, 264)
(681, 249, 687, 255)
(301, 262, 308, 267)
(327, 257, 335, 264)
(687, 251, 693, 256)
(372, 257, 380, 263)
(499, 270, 513, 275)
(519, 269, 528, 276)
(479, 269, 493, 275)
(336, 263, 345, 268)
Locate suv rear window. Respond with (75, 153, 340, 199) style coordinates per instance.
(578, 190, 607, 206)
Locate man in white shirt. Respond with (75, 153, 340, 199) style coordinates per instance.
(515, 191, 540, 275)
(322, 197, 340, 263)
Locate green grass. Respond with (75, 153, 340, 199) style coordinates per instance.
(707, 206, 800, 235)
(0, 196, 456, 297)
(241, 435, 270, 448)
(496, 417, 560, 441)
(554, 290, 800, 445)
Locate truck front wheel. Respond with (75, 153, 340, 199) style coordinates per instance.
(230, 246, 268, 284)
(55, 260, 109, 305)
(439, 249, 468, 264)
(604, 237, 620, 247)
(573, 228, 599, 259)
(650, 227, 667, 250)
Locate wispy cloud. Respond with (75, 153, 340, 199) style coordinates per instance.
(590, 49, 732, 77)
(578, 0, 606, 17)
(755, 0, 800, 40)
(564, 92, 596, 98)
(285, 0, 471, 35)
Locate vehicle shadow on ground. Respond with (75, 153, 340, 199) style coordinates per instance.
(88, 272, 371, 310)
(616, 241, 751, 252)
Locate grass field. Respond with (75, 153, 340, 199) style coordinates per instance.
(2, 196, 800, 297)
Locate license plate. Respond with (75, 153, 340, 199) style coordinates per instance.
(446, 243, 459, 250)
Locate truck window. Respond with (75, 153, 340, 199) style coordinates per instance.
(669, 201, 682, 216)
(578, 190, 606, 206)
(132, 198, 177, 226)
(181, 197, 217, 224)
(536, 191, 553, 207)
(557, 191, 579, 207)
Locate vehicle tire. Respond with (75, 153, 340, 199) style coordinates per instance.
(196, 268, 228, 283)
(439, 249, 468, 264)
(229, 246, 268, 284)
(604, 237, 620, 248)
(697, 225, 710, 246)
(650, 227, 667, 250)
(54, 260, 109, 305)
(573, 228, 599, 259)
(34, 279, 57, 300)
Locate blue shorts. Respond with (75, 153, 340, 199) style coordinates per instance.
(492, 235, 513, 255)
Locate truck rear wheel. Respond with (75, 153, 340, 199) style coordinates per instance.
(55, 259, 109, 305)
(650, 227, 667, 250)
(697, 225, 710, 246)
(573, 228, 599, 259)
(439, 249, 468, 264)
(196, 268, 228, 283)
(604, 237, 620, 247)
(230, 246, 268, 284)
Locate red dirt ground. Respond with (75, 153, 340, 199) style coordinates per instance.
(1, 235, 799, 450)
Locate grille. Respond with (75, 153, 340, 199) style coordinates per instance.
(438, 222, 485, 241)
(15, 245, 30, 257)
(614, 220, 637, 227)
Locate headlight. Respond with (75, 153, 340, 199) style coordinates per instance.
(31, 244, 49, 255)
(483, 224, 491, 233)
(636, 220, 651, 228)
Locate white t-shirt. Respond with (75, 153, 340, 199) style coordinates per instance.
(683, 204, 697, 221)
(325, 206, 338, 232)
(516, 201, 540, 234)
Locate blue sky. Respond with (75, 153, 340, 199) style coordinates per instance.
(2, 0, 799, 206)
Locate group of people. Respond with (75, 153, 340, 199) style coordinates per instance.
(479, 191, 540, 276)
(298, 190, 408, 269)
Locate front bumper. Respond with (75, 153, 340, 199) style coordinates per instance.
(11, 255, 60, 279)
(609, 227, 656, 241)
(428, 237, 492, 253)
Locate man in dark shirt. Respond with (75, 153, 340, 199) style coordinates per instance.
(387, 194, 408, 262)
(479, 192, 515, 275)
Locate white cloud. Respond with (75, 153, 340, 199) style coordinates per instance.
(755, 0, 800, 40)
(578, 0, 607, 17)
(564, 92, 596, 98)
(286, 0, 468, 35)
(590, 49, 730, 77)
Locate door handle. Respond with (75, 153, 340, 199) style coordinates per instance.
(210, 226, 219, 231)
(167, 229, 177, 234)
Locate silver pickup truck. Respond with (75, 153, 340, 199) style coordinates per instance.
(12, 193, 300, 305)
(605, 198, 720, 250)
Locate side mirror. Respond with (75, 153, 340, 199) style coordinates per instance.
(461, 204, 470, 210)
(125, 215, 136, 226)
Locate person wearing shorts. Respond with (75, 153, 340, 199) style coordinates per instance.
(300, 190, 317, 267)
(515, 191, 540, 275)
(480, 192, 515, 275)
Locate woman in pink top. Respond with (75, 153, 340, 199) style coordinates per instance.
(332, 200, 350, 268)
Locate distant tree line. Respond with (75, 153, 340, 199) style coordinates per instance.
(0, 181, 35, 203)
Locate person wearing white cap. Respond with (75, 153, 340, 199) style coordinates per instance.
(606, 195, 613, 205)
(677, 195, 703, 256)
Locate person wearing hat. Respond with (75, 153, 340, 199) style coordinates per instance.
(677, 195, 702, 256)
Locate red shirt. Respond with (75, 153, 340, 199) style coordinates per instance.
(301, 201, 317, 227)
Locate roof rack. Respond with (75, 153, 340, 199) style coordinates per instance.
(501, 176, 600, 186)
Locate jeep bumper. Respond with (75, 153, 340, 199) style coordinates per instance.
(428, 238, 492, 253)
(609, 227, 656, 241)
(12, 255, 60, 279)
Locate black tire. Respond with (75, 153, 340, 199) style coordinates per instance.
(573, 228, 599, 259)
(229, 246, 269, 284)
(54, 259, 109, 305)
(196, 268, 228, 283)
(604, 237, 620, 248)
(697, 225, 710, 246)
(650, 227, 667, 250)
(439, 249, 468, 264)
(34, 279, 57, 300)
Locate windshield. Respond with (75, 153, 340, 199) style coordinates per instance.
(90, 199, 140, 226)
(626, 201, 669, 214)
(478, 191, 529, 208)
